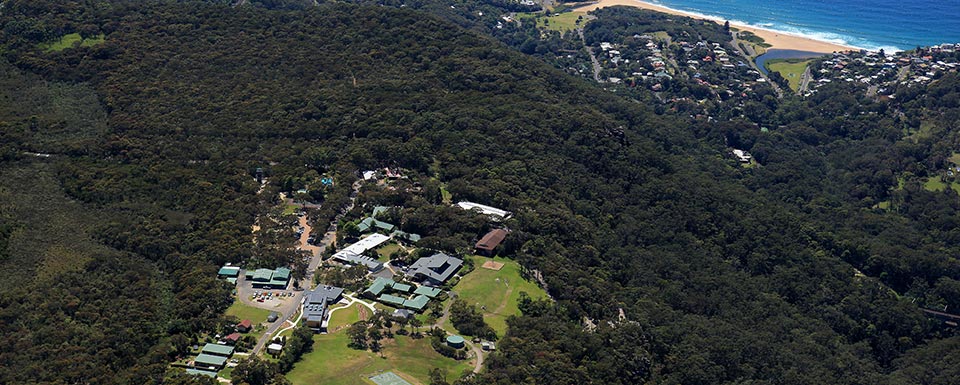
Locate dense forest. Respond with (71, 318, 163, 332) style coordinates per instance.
(0, 0, 959, 384)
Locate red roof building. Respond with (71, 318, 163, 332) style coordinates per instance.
(224, 333, 241, 344)
(475, 229, 508, 256)
(237, 319, 253, 332)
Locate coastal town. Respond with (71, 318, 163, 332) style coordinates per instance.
(175, 167, 546, 384)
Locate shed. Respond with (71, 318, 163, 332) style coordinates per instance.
(446, 335, 465, 349)
(267, 343, 284, 355)
(201, 343, 234, 357)
(267, 312, 279, 322)
(194, 353, 227, 369)
(185, 368, 217, 377)
(218, 266, 241, 278)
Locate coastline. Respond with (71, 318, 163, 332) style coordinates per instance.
(573, 0, 861, 53)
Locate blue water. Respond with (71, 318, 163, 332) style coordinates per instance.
(755, 49, 824, 75)
(642, 0, 960, 51)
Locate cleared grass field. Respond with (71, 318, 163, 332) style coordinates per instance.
(327, 304, 362, 331)
(39, 33, 105, 52)
(517, 12, 585, 32)
(377, 243, 402, 261)
(766, 59, 811, 92)
(225, 301, 272, 323)
(286, 331, 470, 385)
(453, 256, 548, 336)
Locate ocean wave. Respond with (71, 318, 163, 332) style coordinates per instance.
(634, 0, 903, 52)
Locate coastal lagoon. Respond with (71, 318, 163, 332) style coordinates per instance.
(755, 49, 826, 75)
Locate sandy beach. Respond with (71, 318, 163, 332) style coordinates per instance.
(573, 0, 859, 53)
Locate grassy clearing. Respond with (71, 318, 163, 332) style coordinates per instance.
(286, 331, 470, 385)
(948, 152, 960, 166)
(376, 243, 402, 260)
(440, 185, 452, 204)
(328, 304, 362, 331)
(282, 203, 299, 216)
(39, 33, 105, 52)
(922, 177, 960, 193)
(225, 301, 272, 323)
(453, 256, 548, 337)
(517, 12, 585, 32)
(766, 59, 811, 91)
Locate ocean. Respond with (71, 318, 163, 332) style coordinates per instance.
(642, 0, 960, 51)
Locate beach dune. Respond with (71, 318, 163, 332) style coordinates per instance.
(574, 0, 858, 53)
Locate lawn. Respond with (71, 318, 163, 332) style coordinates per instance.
(285, 331, 471, 385)
(766, 59, 811, 92)
(225, 301, 272, 323)
(922, 177, 960, 193)
(39, 33, 105, 52)
(282, 203, 299, 216)
(517, 12, 586, 32)
(440, 186, 452, 204)
(453, 256, 548, 337)
(327, 304, 362, 331)
(376, 243, 402, 261)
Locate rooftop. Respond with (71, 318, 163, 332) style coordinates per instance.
(413, 286, 442, 298)
(201, 343, 234, 357)
(476, 229, 508, 251)
(194, 353, 227, 368)
(407, 253, 463, 285)
(456, 201, 511, 219)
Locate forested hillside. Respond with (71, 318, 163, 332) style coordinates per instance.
(0, 0, 958, 384)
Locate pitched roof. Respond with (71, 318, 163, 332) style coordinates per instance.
(238, 319, 252, 329)
(224, 333, 241, 341)
(194, 353, 227, 368)
(456, 201, 511, 219)
(365, 277, 394, 296)
(379, 294, 407, 307)
(392, 283, 412, 293)
(403, 294, 430, 310)
(407, 253, 463, 285)
(252, 268, 273, 282)
(185, 368, 217, 377)
(391, 230, 421, 243)
(475, 229, 508, 251)
(413, 286, 442, 298)
(201, 343, 234, 356)
(218, 266, 240, 277)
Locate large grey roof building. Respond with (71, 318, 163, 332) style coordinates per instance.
(407, 253, 463, 286)
(303, 285, 344, 331)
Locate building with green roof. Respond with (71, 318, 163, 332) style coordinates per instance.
(365, 277, 394, 298)
(185, 368, 217, 377)
(218, 265, 240, 278)
(194, 353, 227, 370)
(249, 267, 291, 289)
(252, 268, 273, 282)
(413, 286, 442, 298)
(379, 294, 406, 307)
(392, 283, 412, 293)
(201, 343, 234, 357)
(358, 217, 396, 233)
(403, 295, 429, 311)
